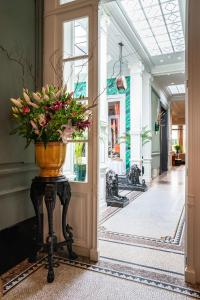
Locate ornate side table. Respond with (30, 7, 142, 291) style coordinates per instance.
(29, 176, 77, 283)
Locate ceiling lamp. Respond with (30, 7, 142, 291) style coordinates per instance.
(116, 42, 127, 91)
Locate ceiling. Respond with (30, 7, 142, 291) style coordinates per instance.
(120, 0, 185, 57)
(153, 72, 185, 97)
(102, 0, 186, 100)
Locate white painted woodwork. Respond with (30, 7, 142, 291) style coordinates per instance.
(98, 10, 109, 210)
(44, 0, 99, 261)
(185, 0, 200, 284)
(142, 71, 152, 183)
(129, 63, 144, 168)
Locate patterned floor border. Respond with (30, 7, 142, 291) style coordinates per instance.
(99, 206, 185, 249)
(2, 257, 45, 295)
(3, 255, 200, 299)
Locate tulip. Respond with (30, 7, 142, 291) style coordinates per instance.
(55, 89, 61, 98)
(12, 107, 19, 113)
(63, 84, 67, 94)
(29, 102, 39, 108)
(42, 87, 46, 95)
(10, 98, 23, 108)
(44, 95, 49, 100)
(45, 84, 49, 93)
(32, 92, 41, 102)
(23, 92, 31, 103)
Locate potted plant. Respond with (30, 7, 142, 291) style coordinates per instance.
(10, 84, 92, 177)
(74, 142, 86, 181)
(174, 144, 181, 156)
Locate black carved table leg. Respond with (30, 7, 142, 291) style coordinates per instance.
(29, 184, 43, 262)
(30, 176, 77, 283)
(44, 184, 56, 283)
(57, 180, 78, 260)
(62, 202, 78, 260)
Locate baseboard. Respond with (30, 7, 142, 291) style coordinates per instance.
(71, 245, 99, 262)
(185, 266, 196, 284)
(0, 216, 41, 275)
(90, 248, 99, 262)
(72, 245, 90, 258)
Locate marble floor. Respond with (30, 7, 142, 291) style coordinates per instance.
(3, 167, 193, 299)
(100, 166, 185, 240)
(98, 167, 187, 294)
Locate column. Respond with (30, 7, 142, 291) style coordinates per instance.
(142, 71, 152, 183)
(98, 10, 109, 210)
(168, 103, 172, 170)
(129, 62, 144, 169)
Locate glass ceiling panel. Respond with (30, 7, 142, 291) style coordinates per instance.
(121, 0, 185, 56)
(168, 84, 185, 94)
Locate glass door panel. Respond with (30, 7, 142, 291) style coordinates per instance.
(58, 12, 92, 183)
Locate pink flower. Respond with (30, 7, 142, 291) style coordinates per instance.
(30, 120, 40, 135)
(22, 106, 30, 114)
(38, 114, 47, 127)
(59, 125, 74, 143)
(30, 120, 37, 130)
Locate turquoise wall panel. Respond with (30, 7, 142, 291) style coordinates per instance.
(107, 76, 130, 170)
(74, 82, 87, 98)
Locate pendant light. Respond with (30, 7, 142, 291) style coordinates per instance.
(116, 42, 127, 91)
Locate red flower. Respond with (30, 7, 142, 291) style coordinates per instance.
(50, 101, 63, 111)
(22, 106, 30, 114)
(72, 111, 77, 117)
(76, 119, 91, 130)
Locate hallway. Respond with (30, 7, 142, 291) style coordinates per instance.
(100, 166, 185, 241)
(98, 167, 187, 294)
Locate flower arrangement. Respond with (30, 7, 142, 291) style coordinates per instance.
(10, 85, 92, 147)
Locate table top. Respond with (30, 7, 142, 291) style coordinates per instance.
(32, 176, 69, 183)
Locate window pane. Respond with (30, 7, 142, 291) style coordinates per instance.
(60, 0, 76, 4)
(63, 59, 88, 97)
(63, 142, 88, 182)
(63, 17, 88, 58)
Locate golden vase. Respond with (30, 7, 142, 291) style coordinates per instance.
(35, 142, 66, 177)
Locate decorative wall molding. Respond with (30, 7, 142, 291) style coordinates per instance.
(0, 186, 30, 198)
(0, 163, 37, 176)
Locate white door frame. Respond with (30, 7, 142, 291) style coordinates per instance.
(44, 0, 99, 261)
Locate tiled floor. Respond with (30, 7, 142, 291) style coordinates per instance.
(4, 166, 198, 299)
(98, 167, 187, 292)
(100, 166, 185, 240)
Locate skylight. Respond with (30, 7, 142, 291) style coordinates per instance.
(121, 0, 185, 56)
(168, 84, 185, 94)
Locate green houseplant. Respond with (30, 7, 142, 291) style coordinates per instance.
(141, 126, 152, 146)
(174, 144, 181, 155)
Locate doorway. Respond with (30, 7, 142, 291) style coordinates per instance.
(97, 0, 188, 293)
